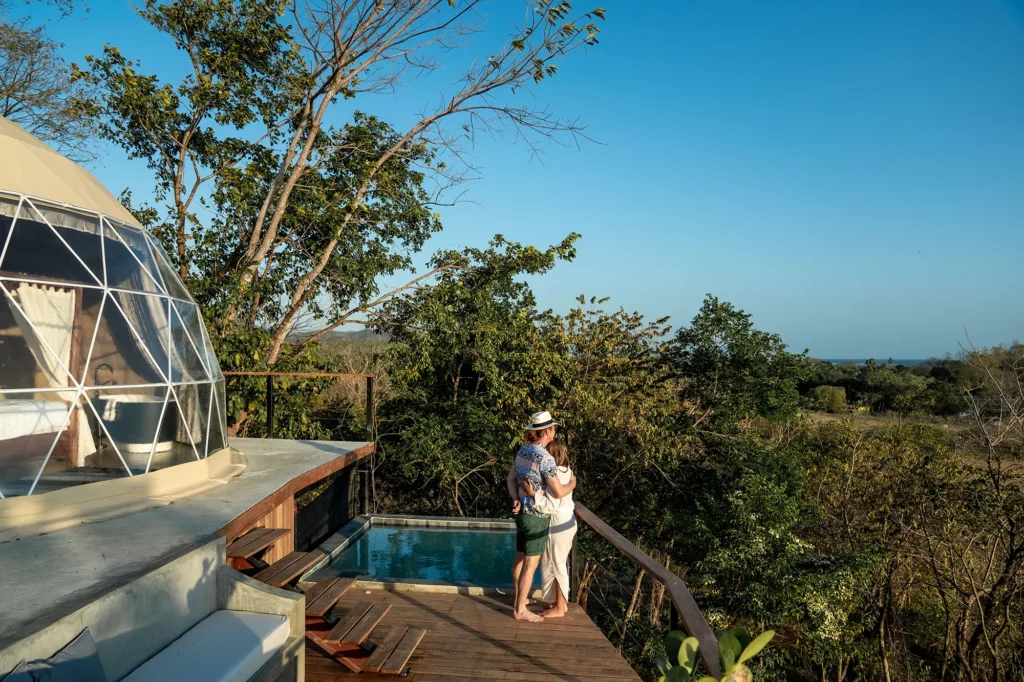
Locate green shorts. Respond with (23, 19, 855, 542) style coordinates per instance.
(515, 512, 550, 557)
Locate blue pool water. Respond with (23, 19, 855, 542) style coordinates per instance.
(328, 525, 539, 587)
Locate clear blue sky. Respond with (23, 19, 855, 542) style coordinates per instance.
(24, 0, 1024, 358)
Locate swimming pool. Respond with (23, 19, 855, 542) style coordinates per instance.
(322, 521, 539, 588)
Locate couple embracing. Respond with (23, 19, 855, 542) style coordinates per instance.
(505, 411, 577, 622)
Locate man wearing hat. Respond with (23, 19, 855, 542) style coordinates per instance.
(506, 411, 576, 622)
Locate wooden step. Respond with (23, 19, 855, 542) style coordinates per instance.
(343, 603, 392, 645)
(226, 528, 290, 559)
(363, 626, 408, 673)
(323, 603, 392, 644)
(304, 577, 354, 618)
(380, 627, 427, 675)
(253, 551, 323, 588)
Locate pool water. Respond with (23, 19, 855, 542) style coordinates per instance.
(328, 525, 539, 587)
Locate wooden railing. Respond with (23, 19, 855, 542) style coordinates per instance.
(573, 503, 722, 679)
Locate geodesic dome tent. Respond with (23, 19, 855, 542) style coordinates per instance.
(0, 118, 226, 498)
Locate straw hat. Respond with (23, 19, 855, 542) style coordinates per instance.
(524, 411, 558, 431)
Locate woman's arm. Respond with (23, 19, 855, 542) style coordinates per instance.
(545, 473, 576, 499)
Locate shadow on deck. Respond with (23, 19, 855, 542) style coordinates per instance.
(305, 590, 642, 682)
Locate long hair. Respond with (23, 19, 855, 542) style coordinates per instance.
(548, 439, 569, 468)
(524, 426, 554, 444)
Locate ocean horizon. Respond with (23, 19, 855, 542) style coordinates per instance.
(821, 358, 927, 366)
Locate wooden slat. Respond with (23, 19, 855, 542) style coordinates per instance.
(343, 603, 391, 645)
(306, 578, 355, 618)
(226, 528, 290, 558)
(225, 528, 273, 557)
(362, 625, 408, 672)
(324, 604, 374, 643)
(253, 551, 323, 587)
(380, 627, 427, 675)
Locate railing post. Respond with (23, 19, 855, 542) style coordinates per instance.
(569, 530, 579, 603)
(670, 603, 679, 632)
(266, 374, 275, 439)
(365, 375, 375, 442)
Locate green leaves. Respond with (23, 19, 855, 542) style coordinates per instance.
(738, 630, 774, 664)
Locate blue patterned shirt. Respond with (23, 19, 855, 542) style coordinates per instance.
(514, 443, 557, 516)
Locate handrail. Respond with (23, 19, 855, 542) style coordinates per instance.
(574, 503, 722, 679)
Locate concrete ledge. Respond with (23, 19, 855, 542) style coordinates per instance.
(0, 447, 246, 543)
(355, 579, 543, 600)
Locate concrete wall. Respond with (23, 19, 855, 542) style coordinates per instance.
(0, 538, 221, 680)
(0, 536, 305, 681)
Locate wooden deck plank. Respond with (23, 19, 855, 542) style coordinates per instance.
(305, 592, 641, 682)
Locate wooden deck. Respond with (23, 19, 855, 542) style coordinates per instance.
(304, 590, 643, 682)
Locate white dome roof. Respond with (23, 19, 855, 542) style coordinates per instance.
(0, 117, 141, 226)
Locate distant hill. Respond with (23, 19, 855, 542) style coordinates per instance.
(289, 328, 390, 343)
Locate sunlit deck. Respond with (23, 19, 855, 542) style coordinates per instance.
(305, 590, 643, 682)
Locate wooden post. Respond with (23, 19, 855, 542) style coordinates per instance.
(569, 531, 579, 603)
(266, 374, 274, 439)
(670, 603, 679, 632)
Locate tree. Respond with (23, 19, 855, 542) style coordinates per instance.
(75, 0, 606, 364)
(0, 16, 97, 161)
(667, 295, 806, 429)
(811, 385, 847, 413)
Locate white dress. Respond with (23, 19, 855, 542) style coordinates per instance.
(532, 466, 577, 603)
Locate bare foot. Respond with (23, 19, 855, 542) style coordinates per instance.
(513, 608, 544, 623)
(540, 605, 567, 618)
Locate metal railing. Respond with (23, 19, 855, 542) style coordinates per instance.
(222, 372, 375, 441)
(222, 371, 375, 516)
(571, 503, 721, 679)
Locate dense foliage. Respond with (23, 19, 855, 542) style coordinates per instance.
(67, 3, 1023, 680)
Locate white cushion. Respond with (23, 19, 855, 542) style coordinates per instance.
(122, 610, 289, 682)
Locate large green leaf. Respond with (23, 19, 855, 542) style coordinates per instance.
(721, 626, 751, 651)
(677, 637, 700, 675)
(666, 665, 693, 682)
(718, 633, 741, 673)
(656, 657, 672, 675)
(664, 630, 687, 667)
(737, 630, 775, 664)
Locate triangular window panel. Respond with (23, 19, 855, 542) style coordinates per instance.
(169, 384, 204, 462)
(0, 195, 22, 261)
(0, 284, 76, 390)
(199, 318, 224, 380)
(173, 301, 213, 379)
(109, 221, 166, 293)
(0, 201, 102, 286)
(0, 389, 77, 497)
(207, 382, 227, 454)
(89, 292, 170, 387)
(85, 386, 172, 476)
(103, 219, 165, 294)
(146, 235, 193, 302)
(169, 302, 209, 383)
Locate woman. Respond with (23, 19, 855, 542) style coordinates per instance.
(524, 439, 576, 618)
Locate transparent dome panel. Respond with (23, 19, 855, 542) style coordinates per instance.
(0, 195, 228, 496)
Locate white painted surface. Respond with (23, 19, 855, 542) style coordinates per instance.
(122, 610, 288, 682)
